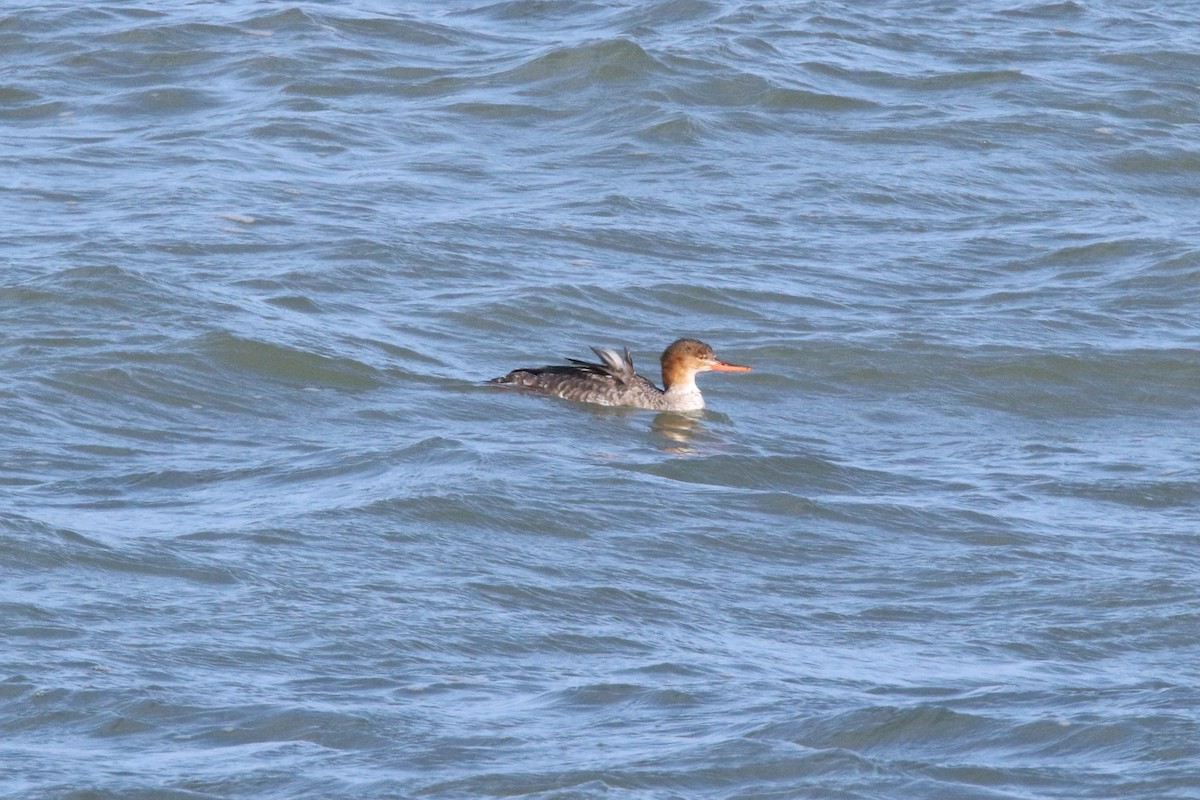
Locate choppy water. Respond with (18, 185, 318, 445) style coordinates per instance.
(3, 2, 1199, 798)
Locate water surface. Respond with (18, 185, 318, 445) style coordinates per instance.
(2, 2, 1198, 798)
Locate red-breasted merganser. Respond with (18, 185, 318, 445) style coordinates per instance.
(489, 338, 750, 411)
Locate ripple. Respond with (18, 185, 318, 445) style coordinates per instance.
(199, 332, 381, 390)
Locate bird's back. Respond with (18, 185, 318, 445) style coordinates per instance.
(489, 346, 666, 407)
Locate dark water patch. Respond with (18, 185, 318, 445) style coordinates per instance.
(1099, 49, 1200, 75)
(188, 705, 390, 750)
(376, 491, 601, 539)
(315, 11, 468, 48)
(806, 340, 1200, 418)
(659, 64, 875, 113)
(370, 63, 450, 83)
(1109, 250, 1200, 292)
(34, 361, 276, 427)
(0, 513, 113, 564)
(806, 61, 1027, 94)
(541, 681, 705, 713)
(98, 87, 224, 117)
(238, 6, 328, 35)
(0, 97, 71, 122)
(0, 512, 241, 584)
(635, 112, 712, 144)
(497, 37, 668, 92)
(758, 85, 876, 111)
(199, 331, 381, 390)
(0, 84, 49, 107)
(89, 18, 244, 50)
(248, 119, 352, 154)
(998, 1, 1087, 20)
(962, 347, 1200, 417)
(175, 527, 301, 547)
(420, 769, 640, 799)
(614, 661, 716, 679)
(40, 788, 244, 800)
(7, 264, 183, 318)
(1032, 237, 1174, 270)
(468, 581, 685, 620)
(44, 462, 271, 497)
(482, 631, 654, 659)
(444, 100, 569, 123)
(619, 451, 944, 500)
(59, 43, 231, 93)
(1107, 146, 1200, 177)
(263, 294, 322, 313)
(1031, 475, 1200, 510)
(463, 282, 688, 339)
(757, 703, 995, 758)
(452, 0, 602, 24)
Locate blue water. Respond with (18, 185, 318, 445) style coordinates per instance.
(3, 2, 1199, 798)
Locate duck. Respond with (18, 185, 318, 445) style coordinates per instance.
(489, 338, 750, 411)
